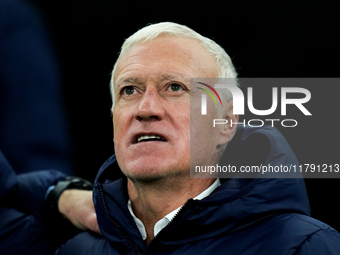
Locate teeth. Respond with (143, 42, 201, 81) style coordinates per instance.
(137, 135, 164, 142)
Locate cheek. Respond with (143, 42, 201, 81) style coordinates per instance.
(174, 104, 191, 137)
(113, 103, 130, 129)
(112, 108, 128, 146)
(112, 117, 120, 140)
(190, 106, 220, 157)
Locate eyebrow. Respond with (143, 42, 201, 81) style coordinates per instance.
(119, 77, 140, 84)
(115, 77, 141, 91)
(116, 73, 190, 89)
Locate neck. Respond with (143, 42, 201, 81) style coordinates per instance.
(127, 175, 215, 244)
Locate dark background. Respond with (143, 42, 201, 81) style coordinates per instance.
(27, 0, 339, 230)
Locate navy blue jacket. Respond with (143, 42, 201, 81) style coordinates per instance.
(0, 149, 70, 255)
(54, 126, 340, 255)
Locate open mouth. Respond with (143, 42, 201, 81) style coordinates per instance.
(136, 134, 166, 143)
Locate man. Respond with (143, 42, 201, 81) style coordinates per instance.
(53, 22, 340, 254)
(110, 23, 238, 244)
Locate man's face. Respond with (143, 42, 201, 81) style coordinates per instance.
(112, 36, 219, 180)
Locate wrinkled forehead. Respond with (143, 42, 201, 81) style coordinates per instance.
(113, 36, 219, 86)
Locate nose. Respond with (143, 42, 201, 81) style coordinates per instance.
(134, 88, 165, 121)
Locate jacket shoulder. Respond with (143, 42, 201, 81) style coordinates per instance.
(267, 213, 340, 255)
(286, 214, 340, 255)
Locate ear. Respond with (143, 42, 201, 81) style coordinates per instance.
(216, 100, 238, 146)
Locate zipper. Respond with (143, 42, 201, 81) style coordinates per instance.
(143, 199, 194, 254)
(98, 184, 143, 255)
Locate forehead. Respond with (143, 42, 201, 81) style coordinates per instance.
(114, 36, 219, 86)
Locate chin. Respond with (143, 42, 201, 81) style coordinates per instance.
(123, 164, 188, 184)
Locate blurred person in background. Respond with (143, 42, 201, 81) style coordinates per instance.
(0, 0, 73, 175)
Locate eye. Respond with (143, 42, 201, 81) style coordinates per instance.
(122, 86, 136, 95)
(169, 83, 183, 92)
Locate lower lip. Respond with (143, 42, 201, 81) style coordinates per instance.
(135, 140, 167, 145)
(129, 141, 170, 155)
(131, 140, 169, 147)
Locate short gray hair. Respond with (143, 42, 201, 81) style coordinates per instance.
(110, 22, 238, 110)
